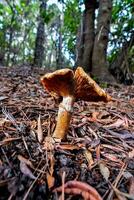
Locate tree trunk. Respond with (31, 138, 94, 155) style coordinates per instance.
(0, 30, 6, 66)
(109, 32, 134, 84)
(56, 16, 63, 69)
(6, 1, 15, 66)
(34, 0, 46, 67)
(75, 0, 97, 72)
(92, 0, 114, 82)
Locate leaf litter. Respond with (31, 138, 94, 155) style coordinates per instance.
(0, 66, 134, 200)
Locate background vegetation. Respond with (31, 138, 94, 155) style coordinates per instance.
(0, 0, 133, 84)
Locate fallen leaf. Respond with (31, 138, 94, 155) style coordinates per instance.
(0, 96, 8, 101)
(101, 152, 123, 164)
(92, 111, 100, 121)
(20, 161, 36, 180)
(0, 137, 21, 146)
(128, 149, 134, 158)
(57, 144, 80, 150)
(37, 114, 43, 143)
(18, 155, 34, 168)
(96, 144, 101, 160)
(98, 110, 110, 119)
(47, 152, 55, 189)
(104, 119, 127, 128)
(0, 118, 11, 127)
(123, 171, 133, 179)
(84, 150, 94, 168)
(99, 162, 110, 181)
(30, 120, 37, 129)
(46, 173, 55, 189)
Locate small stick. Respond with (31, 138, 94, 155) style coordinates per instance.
(61, 171, 66, 200)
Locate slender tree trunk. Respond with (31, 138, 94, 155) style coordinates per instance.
(76, 0, 97, 72)
(22, 0, 30, 63)
(75, 15, 84, 68)
(6, 3, 15, 66)
(56, 16, 63, 69)
(92, 0, 114, 82)
(34, 0, 46, 67)
(0, 30, 6, 66)
(109, 32, 134, 84)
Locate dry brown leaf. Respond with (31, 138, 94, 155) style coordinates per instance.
(99, 162, 110, 181)
(0, 159, 2, 166)
(57, 144, 80, 150)
(101, 152, 123, 164)
(0, 96, 8, 101)
(30, 120, 37, 129)
(98, 110, 110, 119)
(123, 171, 133, 179)
(20, 161, 36, 180)
(104, 119, 127, 128)
(47, 153, 55, 189)
(128, 149, 134, 158)
(92, 111, 100, 121)
(18, 155, 34, 168)
(46, 173, 55, 189)
(49, 153, 55, 176)
(0, 137, 21, 146)
(84, 150, 94, 168)
(37, 114, 43, 143)
(96, 145, 101, 160)
(0, 118, 11, 127)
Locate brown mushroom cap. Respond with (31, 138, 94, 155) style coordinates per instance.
(40, 68, 75, 97)
(74, 67, 111, 102)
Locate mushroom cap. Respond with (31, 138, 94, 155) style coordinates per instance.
(40, 68, 75, 97)
(74, 67, 111, 102)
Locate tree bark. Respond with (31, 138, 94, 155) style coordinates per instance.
(0, 30, 6, 66)
(56, 16, 63, 69)
(5, 1, 15, 66)
(75, 0, 97, 72)
(92, 0, 114, 82)
(109, 32, 134, 84)
(34, 0, 46, 67)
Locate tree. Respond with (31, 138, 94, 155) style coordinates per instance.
(33, 0, 46, 67)
(76, 0, 115, 82)
(110, 31, 134, 84)
(92, 0, 114, 81)
(0, 0, 133, 84)
(108, 0, 134, 84)
(76, 0, 96, 72)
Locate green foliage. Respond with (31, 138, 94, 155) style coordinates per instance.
(0, 0, 133, 70)
(108, 0, 134, 69)
(62, 0, 82, 58)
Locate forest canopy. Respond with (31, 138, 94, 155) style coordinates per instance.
(0, 0, 133, 84)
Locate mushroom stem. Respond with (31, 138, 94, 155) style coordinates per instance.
(53, 96, 75, 140)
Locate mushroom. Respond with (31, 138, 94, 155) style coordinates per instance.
(40, 69, 75, 140)
(41, 67, 111, 141)
(74, 67, 111, 102)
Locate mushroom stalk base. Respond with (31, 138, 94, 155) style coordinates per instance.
(53, 96, 74, 140)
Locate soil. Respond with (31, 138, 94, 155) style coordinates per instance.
(0, 66, 134, 200)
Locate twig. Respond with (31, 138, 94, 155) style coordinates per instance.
(107, 163, 127, 200)
(22, 136, 33, 160)
(61, 171, 66, 200)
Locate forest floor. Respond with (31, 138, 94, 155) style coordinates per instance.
(0, 66, 134, 200)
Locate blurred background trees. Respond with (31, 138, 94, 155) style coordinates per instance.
(0, 0, 133, 84)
